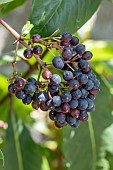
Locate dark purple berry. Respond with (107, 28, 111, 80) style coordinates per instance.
(27, 77, 37, 86)
(80, 88, 89, 98)
(61, 103, 70, 113)
(33, 45, 43, 55)
(24, 83, 36, 94)
(78, 59, 89, 69)
(23, 49, 33, 59)
(63, 71, 73, 81)
(50, 74, 61, 85)
(61, 91, 72, 103)
(22, 94, 32, 105)
(82, 51, 93, 60)
(8, 83, 16, 94)
(68, 79, 79, 90)
(31, 34, 41, 43)
(61, 33, 72, 42)
(69, 99, 78, 109)
(40, 102, 48, 111)
(62, 47, 73, 60)
(14, 77, 24, 89)
(56, 112, 66, 124)
(70, 36, 79, 46)
(49, 111, 56, 121)
(32, 101, 40, 110)
(79, 110, 88, 122)
(15, 89, 26, 99)
(75, 44, 86, 55)
(78, 99, 88, 110)
(83, 79, 94, 90)
(52, 96, 61, 107)
(52, 56, 64, 69)
(78, 74, 88, 85)
(70, 108, 80, 118)
(71, 89, 82, 99)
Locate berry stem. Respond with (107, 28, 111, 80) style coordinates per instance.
(0, 18, 20, 40)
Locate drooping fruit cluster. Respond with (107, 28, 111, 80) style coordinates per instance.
(8, 32, 100, 128)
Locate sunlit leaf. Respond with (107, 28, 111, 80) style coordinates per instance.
(30, 0, 101, 37)
(21, 21, 34, 36)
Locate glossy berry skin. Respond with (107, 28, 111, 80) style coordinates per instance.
(63, 71, 73, 81)
(88, 94, 96, 100)
(33, 91, 48, 102)
(33, 45, 43, 55)
(78, 59, 89, 69)
(24, 83, 36, 94)
(79, 110, 88, 122)
(68, 79, 79, 90)
(49, 111, 56, 121)
(48, 83, 59, 96)
(15, 89, 26, 99)
(71, 119, 80, 128)
(31, 34, 41, 43)
(78, 99, 88, 110)
(27, 77, 37, 86)
(69, 99, 78, 109)
(82, 51, 93, 60)
(32, 101, 40, 110)
(80, 88, 89, 98)
(71, 89, 82, 99)
(70, 36, 79, 46)
(70, 108, 80, 118)
(23, 49, 33, 59)
(87, 104, 95, 112)
(85, 98, 94, 110)
(42, 69, 52, 79)
(83, 79, 94, 90)
(40, 102, 48, 111)
(52, 96, 61, 107)
(54, 120, 67, 128)
(61, 32, 72, 42)
(87, 72, 96, 81)
(61, 91, 72, 103)
(60, 41, 70, 47)
(14, 77, 24, 89)
(62, 47, 73, 60)
(75, 44, 86, 55)
(73, 70, 82, 77)
(50, 74, 61, 85)
(37, 91, 48, 102)
(61, 103, 70, 113)
(78, 74, 88, 85)
(66, 114, 78, 126)
(22, 94, 32, 105)
(56, 112, 66, 124)
(52, 56, 64, 69)
(8, 83, 16, 94)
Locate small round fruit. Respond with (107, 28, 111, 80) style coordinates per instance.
(14, 77, 25, 89)
(42, 69, 52, 79)
(23, 49, 33, 59)
(52, 56, 64, 69)
(31, 34, 41, 43)
(22, 94, 32, 105)
(33, 45, 43, 55)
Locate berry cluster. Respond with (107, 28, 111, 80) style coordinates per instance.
(8, 32, 100, 128)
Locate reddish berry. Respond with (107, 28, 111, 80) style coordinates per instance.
(42, 69, 52, 79)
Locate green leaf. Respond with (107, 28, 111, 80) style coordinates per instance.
(21, 21, 34, 36)
(62, 75, 113, 170)
(0, 0, 13, 5)
(0, 149, 4, 167)
(97, 123, 113, 169)
(0, 0, 26, 16)
(30, 0, 102, 37)
(0, 115, 45, 170)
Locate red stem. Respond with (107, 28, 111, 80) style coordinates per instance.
(0, 18, 20, 40)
